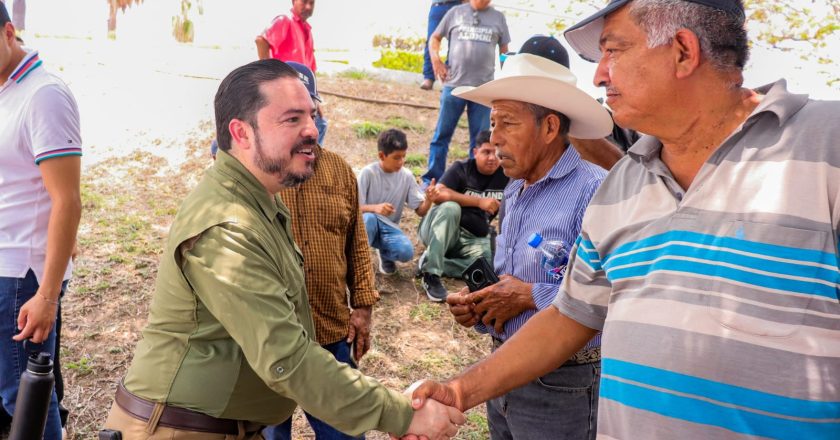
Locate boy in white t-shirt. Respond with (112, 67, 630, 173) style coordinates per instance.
(358, 129, 432, 275)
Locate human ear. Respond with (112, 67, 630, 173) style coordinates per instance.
(673, 28, 701, 79)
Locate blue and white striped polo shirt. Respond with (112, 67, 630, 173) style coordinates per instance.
(553, 80, 840, 439)
(477, 145, 605, 351)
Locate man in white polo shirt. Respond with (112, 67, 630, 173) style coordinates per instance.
(0, 4, 82, 439)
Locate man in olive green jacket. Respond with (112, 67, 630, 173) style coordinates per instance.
(102, 60, 464, 440)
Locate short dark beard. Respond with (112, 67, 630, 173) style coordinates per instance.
(253, 130, 316, 187)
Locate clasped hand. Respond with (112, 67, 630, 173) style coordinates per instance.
(390, 381, 465, 440)
(445, 275, 534, 333)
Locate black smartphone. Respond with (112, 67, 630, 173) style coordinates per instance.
(98, 429, 122, 440)
(462, 257, 500, 292)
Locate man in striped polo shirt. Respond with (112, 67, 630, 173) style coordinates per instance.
(408, 1, 840, 439)
(0, 3, 82, 439)
(441, 52, 614, 439)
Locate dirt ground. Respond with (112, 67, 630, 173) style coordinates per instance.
(60, 73, 492, 439)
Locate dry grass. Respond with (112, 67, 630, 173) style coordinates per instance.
(61, 76, 490, 439)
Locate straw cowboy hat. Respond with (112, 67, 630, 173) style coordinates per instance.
(452, 53, 613, 139)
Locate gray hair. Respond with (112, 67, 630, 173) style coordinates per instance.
(526, 103, 571, 137)
(628, 0, 749, 72)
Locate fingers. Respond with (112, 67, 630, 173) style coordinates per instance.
(447, 405, 467, 426)
(357, 333, 371, 360)
(445, 292, 470, 306)
(346, 325, 356, 344)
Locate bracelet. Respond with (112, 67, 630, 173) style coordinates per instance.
(39, 293, 60, 305)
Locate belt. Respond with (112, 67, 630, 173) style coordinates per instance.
(492, 337, 601, 365)
(115, 383, 262, 435)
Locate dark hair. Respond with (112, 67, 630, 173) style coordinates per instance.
(0, 3, 10, 26)
(214, 59, 299, 152)
(377, 128, 408, 155)
(475, 130, 492, 147)
(526, 103, 571, 137)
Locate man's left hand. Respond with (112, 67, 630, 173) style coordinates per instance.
(347, 306, 373, 361)
(468, 275, 535, 333)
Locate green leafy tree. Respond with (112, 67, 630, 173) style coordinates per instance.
(172, 0, 204, 43)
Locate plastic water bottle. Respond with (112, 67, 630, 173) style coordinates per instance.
(527, 233, 569, 280)
(9, 352, 55, 440)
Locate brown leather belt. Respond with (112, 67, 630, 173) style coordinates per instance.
(115, 383, 261, 435)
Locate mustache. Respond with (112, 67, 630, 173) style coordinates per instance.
(292, 137, 317, 152)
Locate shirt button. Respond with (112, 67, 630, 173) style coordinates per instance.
(275, 366, 284, 375)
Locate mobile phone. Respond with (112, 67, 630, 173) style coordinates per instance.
(462, 257, 500, 293)
(99, 429, 122, 440)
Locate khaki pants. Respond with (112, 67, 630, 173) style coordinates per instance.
(103, 402, 264, 440)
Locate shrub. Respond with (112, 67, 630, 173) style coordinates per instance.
(352, 121, 385, 138)
(373, 50, 424, 74)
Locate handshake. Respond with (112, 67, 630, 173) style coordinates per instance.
(391, 380, 468, 440)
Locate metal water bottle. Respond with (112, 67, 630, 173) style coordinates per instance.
(9, 352, 55, 440)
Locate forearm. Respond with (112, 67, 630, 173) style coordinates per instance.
(451, 307, 597, 410)
(40, 194, 81, 297)
(429, 36, 443, 61)
(443, 191, 483, 209)
(415, 198, 433, 217)
(360, 204, 378, 213)
(255, 36, 271, 60)
(569, 137, 623, 171)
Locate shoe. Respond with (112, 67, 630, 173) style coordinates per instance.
(376, 250, 397, 275)
(422, 273, 447, 302)
(420, 79, 434, 90)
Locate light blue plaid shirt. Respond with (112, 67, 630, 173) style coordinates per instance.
(476, 146, 604, 350)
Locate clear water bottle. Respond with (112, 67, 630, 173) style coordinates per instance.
(527, 232, 569, 281)
(9, 352, 55, 440)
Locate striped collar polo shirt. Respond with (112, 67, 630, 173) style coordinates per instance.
(552, 80, 840, 439)
(0, 49, 82, 282)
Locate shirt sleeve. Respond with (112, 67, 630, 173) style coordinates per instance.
(405, 172, 425, 210)
(263, 15, 289, 50)
(498, 13, 511, 46)
(357, 167, 371, 206)
(551, 231, 611, 331)
(343, 166, 379, 308)
(433, 6, 455, 38)
(181, 224, 412, 436)
(26, 84, 82, 165)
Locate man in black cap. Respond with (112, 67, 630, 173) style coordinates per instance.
(406, 1, 840, 439)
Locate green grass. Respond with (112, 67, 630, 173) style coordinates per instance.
(450, 146, 469, 160)
(66, 356, 94, 376)
(352, 121, 385, 138)
(338, 69, 370, 80)
(409, 302, 443, 322)
(373, 49, 423, 74)
(460, 411, 490, 440)
(386, 116, 426, 133)
(404, 153, 427, 167)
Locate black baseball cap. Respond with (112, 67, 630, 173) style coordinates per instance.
(0, 2, 10, 26)
(518, 35, 570, 69)
(564, 0, 745, 62)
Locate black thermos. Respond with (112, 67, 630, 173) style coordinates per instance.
(9, 352, 55, 440)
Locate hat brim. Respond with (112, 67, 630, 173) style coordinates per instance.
(564, 0, 631, 63)
(453, 76, 613, 139)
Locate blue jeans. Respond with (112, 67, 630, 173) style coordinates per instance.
(0, 270, 63, 440)
(315, 113, 328, 146)
(363, 213, 414, 262)
(422, 86, 491, 184)
(422, 1, 459, 81)
(487, 360, 600, 440)
(262, 341, 364, 440)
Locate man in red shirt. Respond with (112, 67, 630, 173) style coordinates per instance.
(256, 0, 316, 72)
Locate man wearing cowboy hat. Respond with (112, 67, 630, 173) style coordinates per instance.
(439, 52, 613, 439)
(408, 0, 840, 439)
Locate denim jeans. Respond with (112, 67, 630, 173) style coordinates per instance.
(422, 1, 459, 81)
(262, 341, 364, 440)
(315, 113, 328, 146)
(0, 270, 64, 440)
(421, 86, 491, 184)
(363, 213, 414, 262)
(486, 359, 600, 440)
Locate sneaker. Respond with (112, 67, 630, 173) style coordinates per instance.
(420, 79, 434, 90)
(376, 250, 397, 275)
(422, 273, 447, 302)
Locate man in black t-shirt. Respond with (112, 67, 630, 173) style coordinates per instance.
(419, 130, 509, 301)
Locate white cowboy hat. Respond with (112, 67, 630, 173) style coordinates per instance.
(453, 53, 612, 139)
